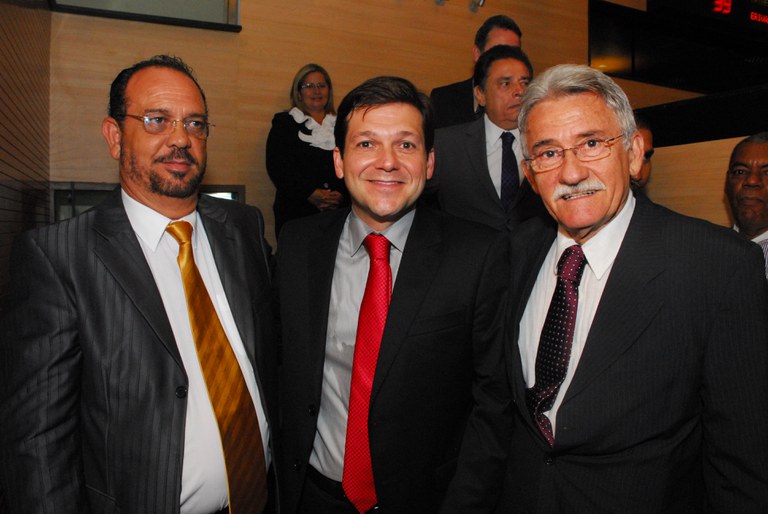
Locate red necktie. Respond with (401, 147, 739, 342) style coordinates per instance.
(342, 234, 392, 513)
(525, 244, 587, 446)
(166, 221, 268, 513)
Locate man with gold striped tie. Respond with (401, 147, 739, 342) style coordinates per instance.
(0, 55, 278, 514)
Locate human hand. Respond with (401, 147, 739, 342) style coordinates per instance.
(308, 188, 344, 211)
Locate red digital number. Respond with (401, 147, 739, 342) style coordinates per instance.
(713, 0, 732, 14)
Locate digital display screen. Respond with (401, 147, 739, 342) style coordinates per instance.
(649, 0, 768, 31)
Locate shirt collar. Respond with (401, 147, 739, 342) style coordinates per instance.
(483, 114, 520, 151)
(121, 190, 199, 251)
(554, 191, 636, 280)
(346, 208, 416, 258)
(733, 225, 768, 244)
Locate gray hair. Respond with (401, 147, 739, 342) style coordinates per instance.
(518, 64, 636, 158)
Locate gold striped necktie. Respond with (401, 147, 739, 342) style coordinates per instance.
(166, 220, 268, 513)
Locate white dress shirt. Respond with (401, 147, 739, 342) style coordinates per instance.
(735, 226, 768, 278)
(519, 193, 636, 436)
(484, 114, 524, 198)
(122, 191, 269, 514)
(309, 209, 414, 481)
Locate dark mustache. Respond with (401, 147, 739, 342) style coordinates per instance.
(155, 148, 198, 166)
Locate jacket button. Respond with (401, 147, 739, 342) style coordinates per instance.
(544, 454, 555, 466)
(175, 386, 188, 398)
(308, 404, 317, 417)
(292, 459, 301, 471)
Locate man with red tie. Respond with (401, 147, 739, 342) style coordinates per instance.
(275, 76, 509, 513)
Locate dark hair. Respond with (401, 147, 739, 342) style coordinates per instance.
(334, 76, 433, 156)
(473, 45, 533, 91)
(730, 131, 768, 164)
(634, 113, 652, 132)
(290, 63, 336, 115)
(474, 15, 522, 51)
(108, 55, 207, 122)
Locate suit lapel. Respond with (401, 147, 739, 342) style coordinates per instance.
(509, 224, 557, 419)
(465, 119, 503, 209)
(308, 211, 349, 388)
(562, 197, 666, 404)
(92, 189, 183, 369)
(371, 208, 442, 401)
(197, 196, 258, 364)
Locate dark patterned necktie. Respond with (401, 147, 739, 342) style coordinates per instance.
(343, 234, 392, 513)
(500, 131, 520, 210)
(166, 221, 268, 513)
(526, 244, 587, 447)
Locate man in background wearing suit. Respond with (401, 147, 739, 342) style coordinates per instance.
(447, 64, 768, 512)
(725, 132, 768, 279)
(431, 45, 548, 231)
(276, 76, 508, 514)
(430, 14, 522, 129)
(0, 55, 278, 513)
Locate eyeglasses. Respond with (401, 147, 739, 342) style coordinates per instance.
(300, 82, 328, 90)
(123, 114, 213, 139)
(525, 134, 626, 174)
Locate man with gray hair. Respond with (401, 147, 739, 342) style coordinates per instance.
(725, 132, 768, 279)
(443, 64, 768, 512)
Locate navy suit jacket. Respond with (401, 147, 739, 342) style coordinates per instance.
(276, 207, 509, 514)
(431, 117, 550, 232)
(446, 194, 768, 513)
(0, 190, 279, 513)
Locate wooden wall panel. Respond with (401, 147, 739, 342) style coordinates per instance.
(646, 137, 742, 228)
(0, 0, 50, 301)
(48, 0, 701, 246)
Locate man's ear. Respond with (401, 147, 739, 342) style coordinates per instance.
(472, 44, 482, 63)
(101, 117, 122, 161)
(425, 148, 435, 180)
(333, 147, 345, 179)
(474, 84, 487, 108)
(627, 131, 644, 180)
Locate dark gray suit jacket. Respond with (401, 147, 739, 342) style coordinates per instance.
(431, 117, 549, 232)
(0, 190, 279, 513)
(430, 78, 478, 129)
(276, 207, 509, 514)
(448, 194, 768, 513)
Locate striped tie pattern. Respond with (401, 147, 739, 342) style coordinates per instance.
(166, 221, 267, 513)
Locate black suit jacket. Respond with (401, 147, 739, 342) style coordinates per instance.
(266, 111, 349, 236)
(430, 78, 479, 129)
(0, 190, 279, 513)
(276, 207, 509, 514)
(448, 195, 768, 513)
(430, 117, 550, 232)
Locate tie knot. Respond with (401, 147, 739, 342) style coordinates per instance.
(363, 233, 390, 262)
(501, 132, 515, 146)
(166, 220, 193, 245)
(557, 245, 587, 285)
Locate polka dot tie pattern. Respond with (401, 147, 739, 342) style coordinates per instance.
(166, 221, 268, 513)
(525, 244, 587, 447)
(342, 234, 392, 513)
